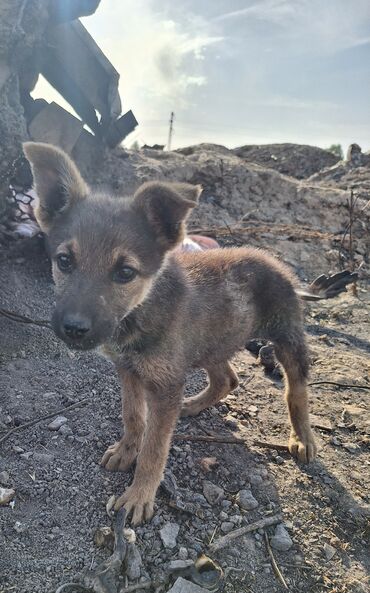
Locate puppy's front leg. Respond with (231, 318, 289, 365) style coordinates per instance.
(101, 369, 147, 471)
(114, 387, 182, 525)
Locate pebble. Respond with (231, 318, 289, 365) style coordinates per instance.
(168, 559, 194, 571)
(0, 487, 15, 505)
(13, 446, 24, 454)
(126, 543, 143, 580)
(167, 577, 209, 593)
(59, 424, 73, 437)
(178, 547, 188, 560)
(202, 481, 224, 505)
(20, 452, 33, 460)
(249, 474, 263, 486)
(48, 416, 68, 431)
(274, 456, 284, 465)
(160, 522, 180, 548)
(0, 471, 10, 485)
(236, 489, 259, 511)
(270, 524, 293, 551)
(219, 511, 228, 521)
(220, 521, 234, 533)
(343, 442, 360, 453)
(323, 543, 336, 560)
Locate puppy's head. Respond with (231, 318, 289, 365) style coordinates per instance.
(23, 142, 201, 350)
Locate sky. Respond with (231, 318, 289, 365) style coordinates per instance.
(33, 0, 370, 151)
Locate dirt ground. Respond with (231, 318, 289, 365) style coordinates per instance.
(0, 227, 369, 593)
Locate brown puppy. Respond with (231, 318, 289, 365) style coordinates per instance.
(23, 142, 317, 525)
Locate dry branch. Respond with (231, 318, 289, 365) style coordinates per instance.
(209, 514, 282, 552)
(264, 531, 289, 590)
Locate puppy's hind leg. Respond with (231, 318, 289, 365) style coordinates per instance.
(181, 361, 239, 417)
(273, 331, 317, 463)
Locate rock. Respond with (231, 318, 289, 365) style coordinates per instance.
(0, 471, 10, 485)
(13, 446, 24, 454)
(168, 559, 194, 571)
(126, 543, 143, 580)
(160, 522, 180, 548)
(249, 474, 263, 486)
(324, 543, 336, 560)
(220, 521, 234, 533)
(48, 416, 68, 431)
(178, 547, 189, 560)
(202, 481, 224, 505)
(20, 452, 33, 460)
(270, 524, 293, 551)
(14, 521, 26, 533)
(59, 424, 73, 436)
(0, 487, 15, 505)
(343, 442, 360, 453)
(167, 577, 210, 593)
(236, 489, 259, 511)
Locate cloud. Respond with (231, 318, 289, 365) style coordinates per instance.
(87, 1, 223, 108)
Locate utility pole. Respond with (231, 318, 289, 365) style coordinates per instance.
(167, 111, 174, 151)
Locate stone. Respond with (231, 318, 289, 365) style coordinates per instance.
(0, 471, 10, 485)
(168, 559, 194, 571)
(249, 474, 263, 486)
(13, 446, 24, 454)
(59, 424, 73, 437)
(126, 543, 142, 580)
(236, 489, 259, 511)
(94, 526, 114, 549)
(160, 522, 180, 548)
(0, 487, 15, 505)
(202, 481, 224, 505)
(178, 547, 189, 560)
(270, 525, 293, 551)
(220, 521, 234, 533)
(20, 452, 33, 460)
(48, 416, 68, 431)
(167, 577, 209, 593)
(323, 543, 336, 560)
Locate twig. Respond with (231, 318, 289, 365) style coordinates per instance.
(308, 381, 370, 391)
(0, 307, 51, 329)
(0, 398, 90, 446)
(174, 433, 288, 451)
(264, 531, 289, 590)
(209, 514, 282, 552)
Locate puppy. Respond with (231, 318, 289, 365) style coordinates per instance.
(23, 142, 317, 524)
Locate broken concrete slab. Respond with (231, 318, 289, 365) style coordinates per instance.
(29, 102, 83, 153)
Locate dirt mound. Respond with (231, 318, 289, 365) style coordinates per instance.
(232, 143, 339, 179)
(80, 144, 369, 281)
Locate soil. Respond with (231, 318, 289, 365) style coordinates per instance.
(0, 222, 369, 593)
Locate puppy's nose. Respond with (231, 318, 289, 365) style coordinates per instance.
(62, 315, 91, 340)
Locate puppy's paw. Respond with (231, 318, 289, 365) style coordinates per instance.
(289, 430, 317, 463)
(101, 438, 139, 472)
(114, 483, 155, 525)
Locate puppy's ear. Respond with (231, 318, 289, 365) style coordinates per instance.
(23, 142, 88, 232)
(133, 181, 202, 249)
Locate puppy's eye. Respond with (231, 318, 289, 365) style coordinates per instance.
(112, 265, 137, 284)
(56, 253, 74, 273)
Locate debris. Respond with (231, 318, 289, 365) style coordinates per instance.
(179, 547, 189, 561)
(264, 531, 289, 590)
(167, 577, 210, 593)
(343, 442, 360, 454)
(202, 482, 224, 505)
(0, 487, 15, 505)
(123, 528, 136, 544)
(323, 542, 336, 560)
(14, 520, 26, 533)
(160, 522, 180, 549)
(0, 470, 10, 485)
(168, 560, 194, 572)
(94, 526, 114, 550)
(106, 494, 116, 517)
(220, 521, 234, 533)
(209, 514, 282, 552)
(270, 524, 293, 552)
(48, 416, 68, 431)
(199, 457, 218, 473)
(125, 543, 143, 580)
(236, 489, 259, 511)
